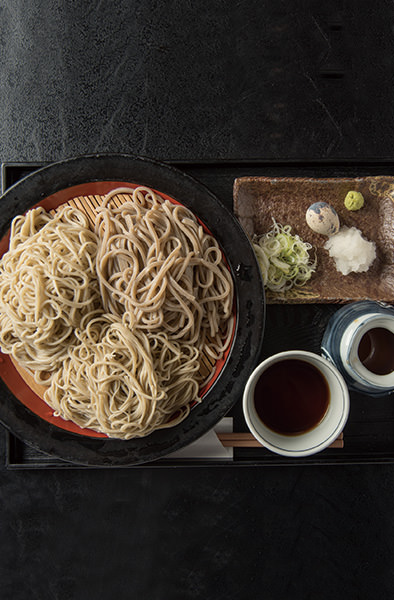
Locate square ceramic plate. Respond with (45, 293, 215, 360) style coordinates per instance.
(233, 176, 394, 304)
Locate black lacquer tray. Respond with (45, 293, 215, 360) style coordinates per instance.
(3, 160, 394, 468)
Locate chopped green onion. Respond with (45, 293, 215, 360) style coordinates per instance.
(252, 220, 317, 292)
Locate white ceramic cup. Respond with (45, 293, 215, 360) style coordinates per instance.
(243, 350, 350, 457)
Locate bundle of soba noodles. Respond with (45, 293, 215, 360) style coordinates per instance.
(0, 206, 101, 383)
(95, 187, 234, 362)
(46, 312, 200, 439)
(0, 187, 234, 438)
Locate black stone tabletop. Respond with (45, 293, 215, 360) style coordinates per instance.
(1, 2, 394, 599)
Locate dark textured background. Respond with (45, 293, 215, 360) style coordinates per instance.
(1, 0, 394, 164)
(1, 1, 394, 599)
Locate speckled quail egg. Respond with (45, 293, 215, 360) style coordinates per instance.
(306, 202, 340, 236)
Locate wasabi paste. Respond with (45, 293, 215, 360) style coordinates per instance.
(344, 190, 364, 211)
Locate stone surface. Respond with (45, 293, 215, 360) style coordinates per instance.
(0, 2, 394, 164)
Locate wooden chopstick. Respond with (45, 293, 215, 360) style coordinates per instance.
(217, 432, 344, 449)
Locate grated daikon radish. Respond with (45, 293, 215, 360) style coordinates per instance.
(324, 226, 376, 276)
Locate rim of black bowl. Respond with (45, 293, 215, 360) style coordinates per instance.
(0, 153, 265, 466)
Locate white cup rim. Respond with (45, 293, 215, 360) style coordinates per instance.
(243, 350, 350, 457)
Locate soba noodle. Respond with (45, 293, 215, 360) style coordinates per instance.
(95, 187, 234, 362)
(0, 186, 235, 439)
(46, 312, 200, 438)
(0, 206, 101, 381)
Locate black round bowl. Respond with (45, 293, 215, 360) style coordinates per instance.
(0, 154, 265, 466)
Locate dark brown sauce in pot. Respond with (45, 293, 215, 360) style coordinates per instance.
(253, 359, 330, 435)
(357, 327, 394, 376)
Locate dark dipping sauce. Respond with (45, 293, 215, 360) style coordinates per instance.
(254, 359, 330, 435)
(357, 327, 394, 376)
